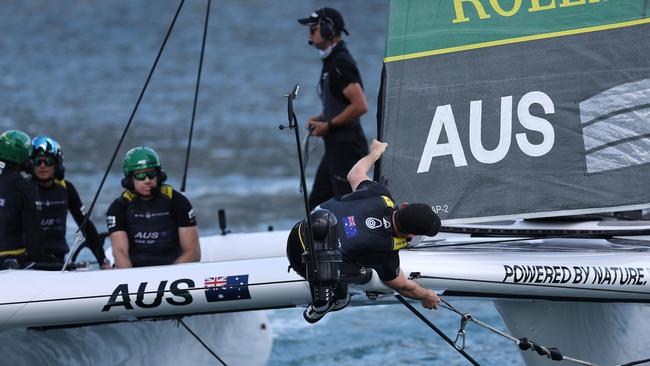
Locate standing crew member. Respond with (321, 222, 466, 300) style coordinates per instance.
(0, 130, 44, 268)
(106, 147, 200, 268)
(30, 136, 110, 268)
(287, 139, 441, 323)
(298, 7, 369, 209)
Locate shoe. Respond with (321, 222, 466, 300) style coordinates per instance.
(331, 294, 351, 312)
(303, 303, 333, 324)
(303, 295, 352, 324)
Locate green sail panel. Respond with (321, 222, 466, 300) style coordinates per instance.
(379, 0, 650, 223)
(386, 0, 650, 61)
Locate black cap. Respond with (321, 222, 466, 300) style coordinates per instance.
(297, 7, 349, 36)
(395, 203, 441, 237)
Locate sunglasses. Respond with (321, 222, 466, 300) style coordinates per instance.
(132, 171, 158, 181)
(33, 157, 55, 167)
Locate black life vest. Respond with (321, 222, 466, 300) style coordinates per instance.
(121, 185, 180, 267)
(37, 179, 69, 255)
(0, 168, 30, 253)
(320, 42, 363, 142)
(319, 193, 407, 256)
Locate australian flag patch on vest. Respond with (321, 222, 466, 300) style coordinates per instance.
(343, 215, 358, 238)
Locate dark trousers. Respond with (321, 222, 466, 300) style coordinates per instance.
(286, 221, 348, 306)
(308, 135, 368, 210)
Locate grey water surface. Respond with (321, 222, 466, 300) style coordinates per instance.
(0, 1, 522, 364)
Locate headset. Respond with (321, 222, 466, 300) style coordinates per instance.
(121, 169, 167, 191)
(318, 15, 336, 41)
(54, 163, 65, 180)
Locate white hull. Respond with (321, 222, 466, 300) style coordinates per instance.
(496, 300, 650, 366)
(1, 226, 649, 364)
(0, 312, 271, 366)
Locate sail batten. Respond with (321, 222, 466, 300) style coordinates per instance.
(380, 0, 650, 223)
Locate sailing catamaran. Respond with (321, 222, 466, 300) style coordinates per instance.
(2, 0, 650, 365)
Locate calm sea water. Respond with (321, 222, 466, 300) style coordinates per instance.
(0, 1, 523, 364)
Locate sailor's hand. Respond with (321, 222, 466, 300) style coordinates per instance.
(308, 119, 329, 137)
(421, 290, 440, 310)
(306, 115, 323, 127)
(370, 139, 388, 159)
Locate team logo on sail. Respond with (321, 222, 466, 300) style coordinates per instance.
(579, 78, 650, 174)
(417, 91, 556, 172)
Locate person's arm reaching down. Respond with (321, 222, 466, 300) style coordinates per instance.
(384, 270, 440, 309)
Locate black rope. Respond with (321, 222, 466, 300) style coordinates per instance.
(302, 129, 313, 171)
(78, 0, 186, 233)
(620, 358, 650, 366)
(439, 226, 650, 239)
(395, 295, 481, 365)
(178, 318, 227, 365)
(298, 128, 313, 194)
(180, 0, 211, 192)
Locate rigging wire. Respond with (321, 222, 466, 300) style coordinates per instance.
(402, 294, 650, 366)
(63, 0, 187, 273)
(438, 298, 596, 365)
(394, 295, 480, 365)
(180, 0, 211, 192)
(61, 231, 85, 271)
(178, 318, 228, 366)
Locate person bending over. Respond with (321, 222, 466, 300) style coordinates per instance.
(287, 139, 441, 323)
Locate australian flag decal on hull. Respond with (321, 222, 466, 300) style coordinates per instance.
(204, 274, 251, 302)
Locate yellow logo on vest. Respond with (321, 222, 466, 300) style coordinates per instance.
(393, 237, 407, 251)
(382, 195, 395, 208)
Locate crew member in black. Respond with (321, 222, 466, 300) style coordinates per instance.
(298, 7, 369, 209)
(106, 147, 200, 268)
(287, 139, 441, 323)
(30, 136, 109, 268)
(0, 130, 44, 268)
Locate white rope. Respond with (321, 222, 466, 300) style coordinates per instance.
(61, 230, 85, 272)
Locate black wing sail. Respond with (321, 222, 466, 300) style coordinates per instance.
(379, 0, 650, 224)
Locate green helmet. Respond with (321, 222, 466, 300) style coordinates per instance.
(123, 147, 161, 177)
(0, 130, 32, 165)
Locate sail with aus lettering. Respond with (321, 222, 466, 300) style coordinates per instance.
(378, 0, 650, 223)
